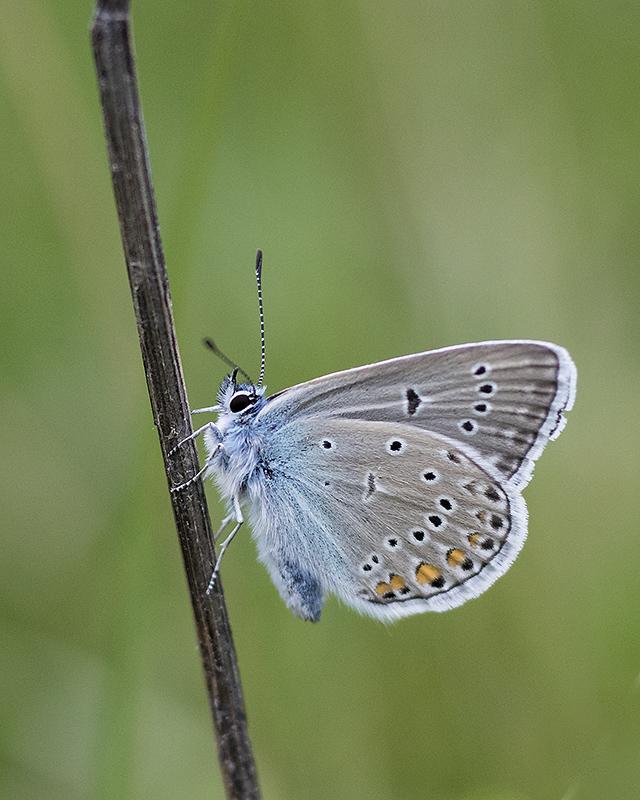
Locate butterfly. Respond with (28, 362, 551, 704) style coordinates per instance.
(175, 251, 577, 622)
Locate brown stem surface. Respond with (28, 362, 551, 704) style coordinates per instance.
(91, 2, 261, 797)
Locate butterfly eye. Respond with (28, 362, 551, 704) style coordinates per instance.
(229, 392, 253, 413)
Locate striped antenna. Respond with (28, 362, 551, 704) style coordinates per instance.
(255, 249, 266, 387)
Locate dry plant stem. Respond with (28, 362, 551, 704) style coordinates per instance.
(91, 2, 261, 798)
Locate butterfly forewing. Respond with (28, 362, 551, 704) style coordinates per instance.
(262, 341, 576, 489)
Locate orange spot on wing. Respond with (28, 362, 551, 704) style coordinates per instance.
(447, 548, 466, 567)
(416, 563, 442, 585)
(376, 582, 394, 596)
(389, 574, 406, 591)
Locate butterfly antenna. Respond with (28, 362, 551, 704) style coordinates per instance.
(255, 249, 266, 388)
(203, 338, 254, 387)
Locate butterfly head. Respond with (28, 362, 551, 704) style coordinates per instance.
(217, 368, 266, 420)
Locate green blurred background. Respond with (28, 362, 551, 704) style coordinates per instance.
(2, 1, 639, 798)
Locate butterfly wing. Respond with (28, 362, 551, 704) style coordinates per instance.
(246, 340, 575, 619)
(253, 416, 528, 620)
(260, 340, 576, 489)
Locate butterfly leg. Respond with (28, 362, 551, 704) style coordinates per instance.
(170, 437, 223, 492)
(206, 495, 243, 594)
(214, 514, 235, 542)
(168, 421, 219, 456)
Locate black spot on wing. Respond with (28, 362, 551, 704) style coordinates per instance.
(367, 473, 376, 497)
(406, 388, 421, 415)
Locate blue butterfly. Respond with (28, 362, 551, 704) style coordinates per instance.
(175, 251, 576, 622)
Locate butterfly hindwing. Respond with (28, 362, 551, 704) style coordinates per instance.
(260, 416, 525, 620)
